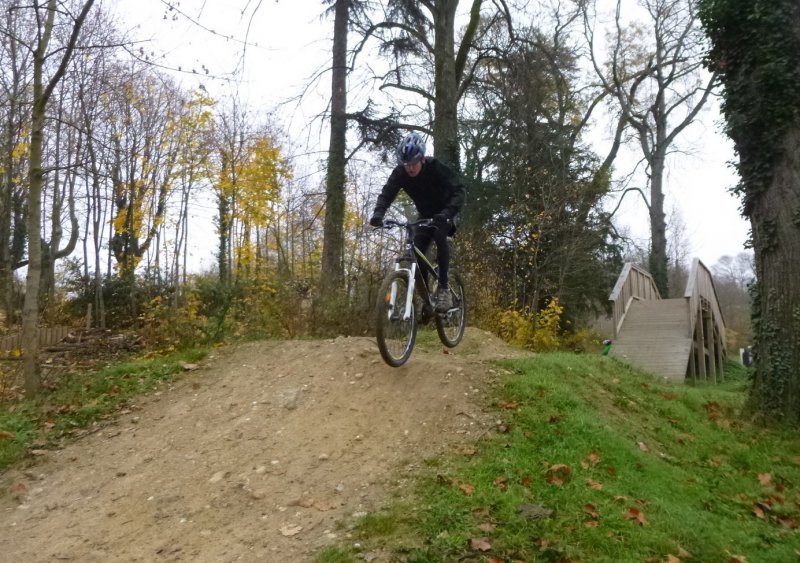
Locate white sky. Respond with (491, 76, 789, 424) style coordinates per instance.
(110, 0, 751, 269)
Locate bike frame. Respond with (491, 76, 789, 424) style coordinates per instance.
(383, 219, 439, 322)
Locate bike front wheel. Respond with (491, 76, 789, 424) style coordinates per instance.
(376, 270, 417, 367)
(435, 271, 466, 347)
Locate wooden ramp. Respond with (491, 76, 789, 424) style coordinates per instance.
(609, 299, 691, 381)
(607, 260, 727, 383)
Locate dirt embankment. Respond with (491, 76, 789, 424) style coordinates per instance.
(0, 328, 525, 562)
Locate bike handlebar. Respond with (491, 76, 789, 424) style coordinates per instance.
(381, 218, 434, 229)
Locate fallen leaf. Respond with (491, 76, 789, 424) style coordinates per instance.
(496, 423, 511, 433)
(9, 482, 27, 495)
(583, 503, 599, 518)
(623, 507, 647, 526)
(752, 505, 765, 519)
(757, 473, 772, 487)
(181, 363, 200, 371)
(613, 495, 628, 503)
(666, 556, 681, 563)
(547, 464, 572, 474)
(607, 467, 617, 476)
(778, 516, 799, 529)
(587, 451, 601, 464)
(584, 520, 599, 528)
(477, 522, 497, 532)
(0, 431, 15, 441)
(520, 474, 532, 488)
(728, 556, 747, 563)
(587, 479, 603, 490)
(469, 538, 492, 552)
(703, 401, 722, 421)
(638, 441, 650, 452)
(545, 475, 563, 486)
(279, 524, 302, 536)
(502, 400, 519, 410)
(29, 449, 48, 456)
(494, 476, 508, 491)
(459, 483, 475, 496)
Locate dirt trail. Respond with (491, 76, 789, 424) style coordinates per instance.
(0, 328, 525, 562)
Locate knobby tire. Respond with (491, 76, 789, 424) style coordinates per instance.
(434, 271, 466, 347)
(376, 270, 417, 367)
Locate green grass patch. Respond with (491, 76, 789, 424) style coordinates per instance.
(327, 354, 800, 562)
(0, 348, 207, 471)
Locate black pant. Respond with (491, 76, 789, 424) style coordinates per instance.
(414, 225, 450, 289)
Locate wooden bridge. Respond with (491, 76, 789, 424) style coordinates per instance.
(607, 260, 727, 382)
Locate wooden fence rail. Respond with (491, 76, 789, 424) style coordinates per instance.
(0, 326, 74, 355)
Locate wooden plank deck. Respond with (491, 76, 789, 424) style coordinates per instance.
(609, 299, 691, 381)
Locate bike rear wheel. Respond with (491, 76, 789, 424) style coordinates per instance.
(376, 270, 417, 367)
(435, 271, 466, 347)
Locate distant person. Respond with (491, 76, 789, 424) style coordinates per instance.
(369, 132, 466, 312)
(742, 346, 752, 367)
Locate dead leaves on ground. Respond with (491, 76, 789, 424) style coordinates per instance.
(438, 474, 475, 496)
(545, 463, 572, 486)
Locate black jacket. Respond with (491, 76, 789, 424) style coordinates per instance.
(373, 157, 466, 221)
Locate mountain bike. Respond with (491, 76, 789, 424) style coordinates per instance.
(374, 218, 466, 367)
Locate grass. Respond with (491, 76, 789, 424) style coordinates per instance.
(0, 347, 207, 471)
(318, 354, 800, 562)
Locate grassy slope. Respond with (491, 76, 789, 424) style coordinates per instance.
(0, 348, 207, 471)
(321, 353, 800, 562)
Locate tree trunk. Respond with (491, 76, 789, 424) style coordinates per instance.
(432, 0, 460, 168)
(22, 0, 59, 394)
(320, 0, 349, 299)
(21, 0, 96, 394)
(649, 152, 668, 296)
(749, 124, 800, 421)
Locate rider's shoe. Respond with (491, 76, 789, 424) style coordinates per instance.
(435, 287, 453, 313)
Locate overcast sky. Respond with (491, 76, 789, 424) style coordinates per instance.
(110, 0, 751, 269)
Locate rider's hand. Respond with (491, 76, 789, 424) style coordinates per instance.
(432, 213, 451, 229)
(369, 214, 384, 228)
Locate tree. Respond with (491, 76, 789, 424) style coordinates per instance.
(353, 0, 508, 166)
(699, 0, 800, 422)
(319, 0, 351, 301)
(19, 0, 96, 395)
(586, 0, 717, 296)
(460, 17, 622, 323)
(0, 0, 37, 325)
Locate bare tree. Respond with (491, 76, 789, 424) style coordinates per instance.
(352, 0, 510, 167)
(586, 0, 718, 295)
(20, 0, 97, 395)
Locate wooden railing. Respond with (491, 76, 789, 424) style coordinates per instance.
(684, 258, 727, 354)
(608, 262, 661, 338)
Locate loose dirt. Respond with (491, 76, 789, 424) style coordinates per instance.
(0, 328, 526, 562)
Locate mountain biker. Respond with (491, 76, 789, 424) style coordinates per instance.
(369, 132, 466, 313)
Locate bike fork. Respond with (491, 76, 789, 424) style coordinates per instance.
(391, 263, 417, 321)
